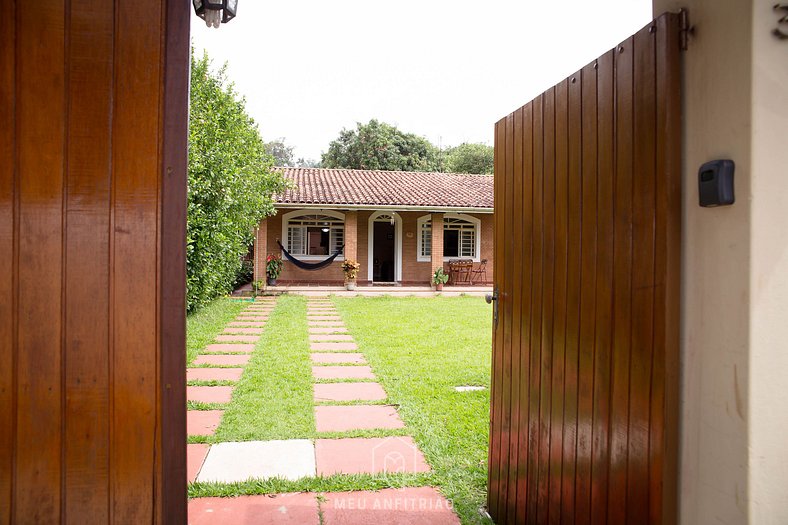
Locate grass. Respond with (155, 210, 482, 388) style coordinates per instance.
(186, 297, 247, 365)
(334, 295, 493, 525)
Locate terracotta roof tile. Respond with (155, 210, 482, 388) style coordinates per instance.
(275, 168, 493, 210)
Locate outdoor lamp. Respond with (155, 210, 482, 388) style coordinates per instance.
(193, 0, 237, 28)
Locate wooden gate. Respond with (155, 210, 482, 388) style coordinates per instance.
(488, 12, 681, 524)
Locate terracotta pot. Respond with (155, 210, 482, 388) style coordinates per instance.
(436, 283, 444, 291)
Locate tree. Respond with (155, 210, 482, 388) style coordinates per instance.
(188, 51, 287, 311)
(444, 142, 494, 174)
(296, 157, 321, 168)
(321, 119, 440, 172)
(264, 138, 295, 167)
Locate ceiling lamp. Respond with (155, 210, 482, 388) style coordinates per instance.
(193, 0, 238, 28)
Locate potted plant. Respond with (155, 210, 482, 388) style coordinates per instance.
(341, 259, 361, 290)
(252, 279, 265, 297)
(432, 267, 449, 291)
(266, 253, 283, 286)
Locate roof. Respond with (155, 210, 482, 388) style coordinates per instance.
(274, 168, 494, 211)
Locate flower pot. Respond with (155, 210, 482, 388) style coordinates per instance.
(435, 283, 444, 291)
(267, 277, 277, 286)
(345, 281, 356, 291)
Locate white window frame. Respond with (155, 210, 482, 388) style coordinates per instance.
(281, 209, 345, 261)
(416, 213, 481, 262)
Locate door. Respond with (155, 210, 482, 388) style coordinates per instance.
(488, 12, 681, 525)
(373, 221, 396, 282)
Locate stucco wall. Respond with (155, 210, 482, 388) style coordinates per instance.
(260, 209, 494, 285)
(650, 1, 788, 522)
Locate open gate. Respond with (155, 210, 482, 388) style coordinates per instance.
(488, 12, 681, 524)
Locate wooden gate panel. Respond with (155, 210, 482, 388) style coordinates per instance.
(489, 13, 680, 524)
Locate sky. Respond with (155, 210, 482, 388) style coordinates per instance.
(191, 0, 653, 162)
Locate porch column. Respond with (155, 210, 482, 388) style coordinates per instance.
(254, 218, 267, 285)
(345, 210, 358, 263)
(430, 213, 444, 280)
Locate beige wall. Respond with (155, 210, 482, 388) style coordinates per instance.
(652, 1, 788, 523)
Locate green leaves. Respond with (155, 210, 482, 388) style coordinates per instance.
(187, 51, 287, 311)
(444, 142, 494, 174)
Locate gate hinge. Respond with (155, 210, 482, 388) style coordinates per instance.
(679, 8, 693, 51)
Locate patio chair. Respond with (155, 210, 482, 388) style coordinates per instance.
(470, 259, 488, 284)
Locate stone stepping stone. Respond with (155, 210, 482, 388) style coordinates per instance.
(315, 405, 405, 432)
(187, 368, 243, 382)
(311, 353, 366, 365)
(222, 327, 263, 335)
(315, 436, 430, 476)
(314, 382, 387, 402)
(309, 334, 354, 342)
(235, 315, 268, 321)
(227, 321, 265, 327)
(194, 354, 251, 366)
(244, 308, 274, 313)
(312, 365, 374, 380)
(320, 487, 459, 525)
(215, 335, 259, 343)
(197, 440, 316, 483)
(189, 494, 319, 525)
(187, 385, 233, 404)
(307, 315, 341, 320)
(187, 443, 209, 483)
(186, 410, 223, 436)
(311, 342, 358, 351)
(309, 327, 349, 334)
(307, 321, 345, 327)
(307, 306, 336, 311)
(202, 343, 255, 354)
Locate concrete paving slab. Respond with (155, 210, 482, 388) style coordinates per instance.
(235, 316, 268, 321)
(188, 493, 319, 525)
(315, 437, 430, 475)
(315, 405, 405, 432)
(187, 368, 243, 382)
(309, 334, 354, 342)
(312, 366, 374, 380)
(307, 321, 345, 327)
(309, 327, 349, 334)
(227, 321, 266, 327)
(187, 385, 233, 404)
(187, 443, 209, 483)
(320, 487, 459, 525)
(197, 440, 316, 483)
(311, 342, 358, 351)
(223, 327, 264, 335)
(193, 354, 251, 366)
(215, 335, 259, 343)
(187, 410, 223, 436)
(314, 382, 387, 402)
(311, 353, 366, 365)
(203, 343, 255, 354)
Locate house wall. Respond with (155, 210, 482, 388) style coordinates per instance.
(651, 1, 788, 523)
(262, 209, 494, 285)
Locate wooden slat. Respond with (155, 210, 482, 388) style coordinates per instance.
(575, 61, 599, 525)
(626, 24, 657, 523)
(0, 0, 16, 521)
(548, 79, 570, 525)
(590, 49, 616, 525)
(14, 1, 66, 521)
(505, 107, 525, 524)
(111, 0, 162, 520)
(63, 2, 114, 522)
(525, 93, 545, 523)
(607, 34, 635, 525)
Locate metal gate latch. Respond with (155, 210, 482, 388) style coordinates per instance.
(485, 287, 499, 327)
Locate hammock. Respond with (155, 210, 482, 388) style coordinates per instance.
(277, 240, 345, 271)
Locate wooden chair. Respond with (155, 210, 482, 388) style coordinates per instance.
(470, 259, 488, 284)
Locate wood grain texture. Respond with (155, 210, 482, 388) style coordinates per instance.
(488, 13, 681, 524)
(2, 1, 189, 522)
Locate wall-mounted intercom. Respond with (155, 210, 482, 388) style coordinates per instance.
(698, 159, 735, 207)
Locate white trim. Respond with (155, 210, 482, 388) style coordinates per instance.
(276, 203, 493, 214)
(416, 213, 482, 263)
(280, 209, 346, 261)
(367, 211, 403, 282)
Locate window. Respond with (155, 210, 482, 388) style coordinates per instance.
(417, 214, 480, 261)
(283, 212, 344, 258)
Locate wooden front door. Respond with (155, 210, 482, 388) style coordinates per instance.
(488, 12, 681, 524)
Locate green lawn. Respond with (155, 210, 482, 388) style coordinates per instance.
(186, 294, 493, 525)
(186, 297, 247, 365)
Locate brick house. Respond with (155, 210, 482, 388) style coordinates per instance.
(253, 168, 494, 286)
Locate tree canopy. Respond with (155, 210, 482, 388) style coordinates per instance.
(264, 138, 295, 167)
(321, 119, 440, 172)
(444, 142, 494, 174)
(188, 51, 287, 311)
